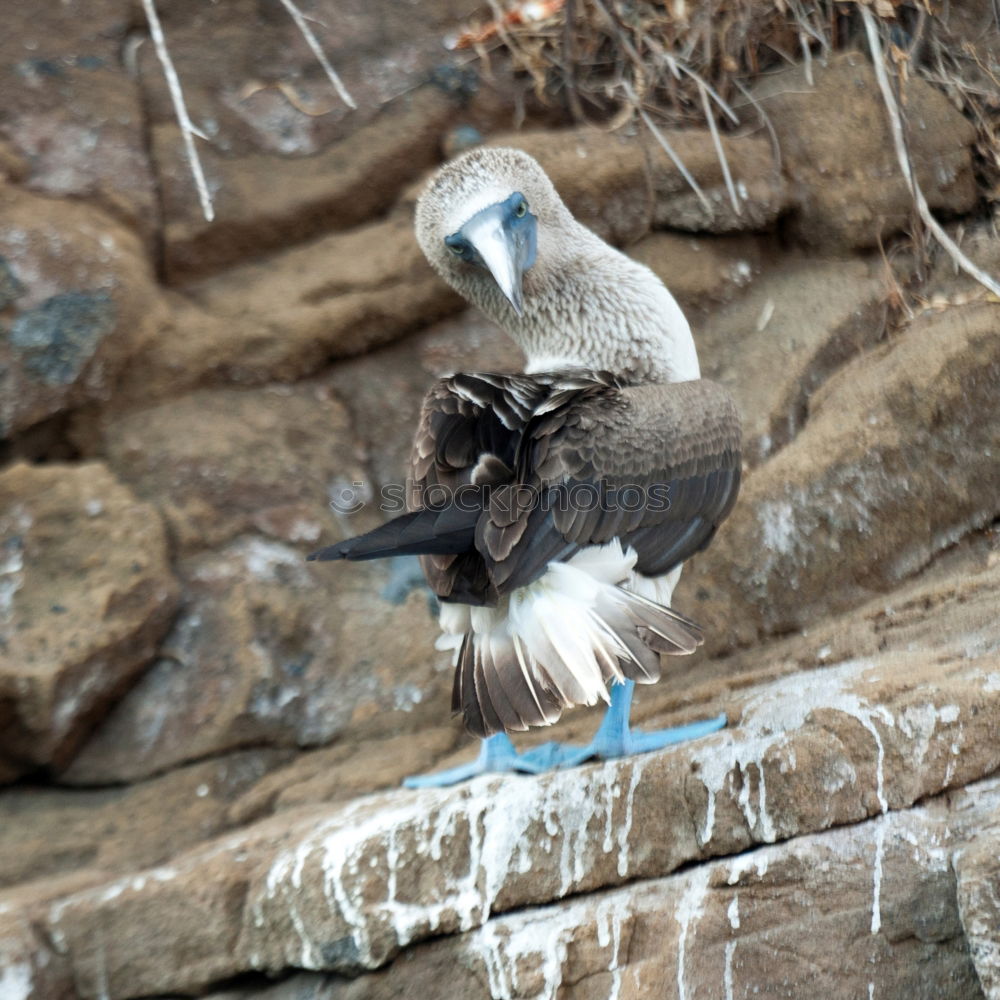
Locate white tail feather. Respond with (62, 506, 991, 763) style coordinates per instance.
(437, 540, 702, 731)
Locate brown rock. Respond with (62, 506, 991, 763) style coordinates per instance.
(61, 535, 451, 785)
(140, 0, 516, 282)
(0, 139, 29, 183)
(197, 974, 352, 999)
(410, 786, 990, 1000)
(645, 128, 787, 234)
(749, 51, 978, 249)
(660, 527, 1000, 711)
(483, 125, 788, 245)
(224, 727, 459, 825)
(45, 846, 266, 999)
(0, 749, 290, 889)
(0, 462, 178, 781)
(139, 0, 492, 158)
(956, 830, 1000, 1000)
(39, 646, 1000, 996)
(0, 187, 168, 438)
(157, 86, 508, 284)
(686, 301, 1000, 651)
(924, 220, 1000, 304)
(696, 254, 894, 464)
(0, 0, 156, 237)
(0, 906, 74, 1000)
(134, 211, 463, 393)
(63, 377, 480, 785)
(627, 232, 764, 315)
(95, 382, 370, 556)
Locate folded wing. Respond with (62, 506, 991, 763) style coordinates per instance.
(414, 373, 742, 606)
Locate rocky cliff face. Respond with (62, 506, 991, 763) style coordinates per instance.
(1, 3, 999, 999)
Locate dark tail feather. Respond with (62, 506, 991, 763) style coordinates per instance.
(308, 506, 478, 562)
(623, 591, 704, 655)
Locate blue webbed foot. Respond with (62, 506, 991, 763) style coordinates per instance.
(533, 680, 727, 769)
(403, 733, 560, 788)
(403, 682, 727, 786)
(542, 713, 728, 769)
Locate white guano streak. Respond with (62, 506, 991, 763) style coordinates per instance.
(255, 759, 644, 971)
(691, 659, 895, 848)
(676, 867, 711, 1000)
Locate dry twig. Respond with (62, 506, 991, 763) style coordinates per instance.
(276, 0, 357, 110)
(141, 0, 215, 222)
(625, 82, 712, 212)
(861, 6, 1000, 298)
(698, 79, 741, 214)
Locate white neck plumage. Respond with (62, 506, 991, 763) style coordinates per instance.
(484, 227, 700, 386)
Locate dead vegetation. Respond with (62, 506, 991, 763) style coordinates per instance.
(457, 0, 1000, 292)
(460, 1, 995, 160)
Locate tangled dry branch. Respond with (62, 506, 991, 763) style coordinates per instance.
(462, 0, 837, 128)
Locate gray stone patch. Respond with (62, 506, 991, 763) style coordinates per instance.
(379, 554, 433, 608)
(319, 935, 362, 968)
(0, 257, 24, 310)
(9, 291, 116, 385)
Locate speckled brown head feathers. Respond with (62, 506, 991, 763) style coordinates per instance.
(415, 147, 571, 273)
(414, 146, 700, 384)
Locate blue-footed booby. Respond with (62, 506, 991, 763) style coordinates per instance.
(310, 146, 741, 787)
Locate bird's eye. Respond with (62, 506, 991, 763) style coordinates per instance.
(447, 242, 464, 257)
(514, 200, 528, 218)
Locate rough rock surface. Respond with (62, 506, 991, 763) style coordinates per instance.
(0, 462, 178, 781)
(684, 300, 1000, 652)
(956, 831, 1000, 1000)
(92, 383, 370, 555)
(55, 381, 462, 784)
(197, 779, 998, 1000)
(155, 84, 511, 284)
(140, 211, 463, 392)
(0, 0, 156, 238)
(750, 51, 979, 249)
(61, 538, 450, 785)
(0, 187, 167, 437)
(661, 527, 1000, 707)
(696, 253, 896, 464)
(627, 231, 764, 316)
(925, 221, 1000, 305)
(141, 0, 515, 282)
(0, 905, 74, 1000)
(646, 129, 787, 234)
(0, 749, 292, 888)
(21, 649, 1000, 998)
(487, 125, 789, 244)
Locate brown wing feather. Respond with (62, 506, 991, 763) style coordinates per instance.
(411, 372, 605, 604)
(410, 373, 741, 606)
(481, 378, 742, 594)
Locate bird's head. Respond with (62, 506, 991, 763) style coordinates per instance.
(415, 147, 569, 319)
(415, 145, 698, 382)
